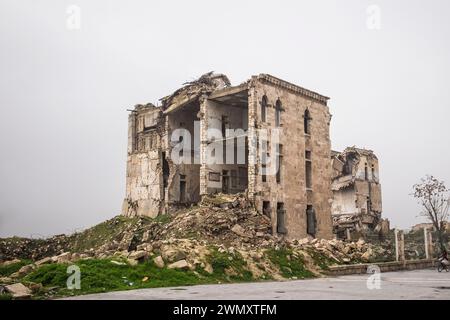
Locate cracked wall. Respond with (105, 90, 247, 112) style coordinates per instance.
(122, 104, 164, 217)
(121, 73, 344, 241)
(331, 148, 385, 237)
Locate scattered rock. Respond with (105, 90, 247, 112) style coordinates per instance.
(1, 259, 21, 266)
(128, 250, 148, 261)
(28, 282, 43, 294)
(5, 283, 32, 299)
(162, 249, 186, 263)
(11, 264, 35, 278)
(136, 243, 153, 252)
(0, 277, 13, 284)
(203, 263, 213, 274)
(168, 260, 189, 270)
(127, 259, 139, 266)
(35, 257, 52, 266)
(231, 224, 247, 237)
(0, 191, 399, 282)
(153, 256, 165, 268)
(53, 252, 71, 263)
(250, 251, 263, 261)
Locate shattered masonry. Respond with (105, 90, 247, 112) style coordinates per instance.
(122, 72, 386, 240)
(331, 147, 389, 239)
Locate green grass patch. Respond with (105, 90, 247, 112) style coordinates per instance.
(205, 248, 253, 282)
(153, 214, 172, 225)
(23, 258, 208, 298)
(69, 216, 137, 252)
(266, 248, 314, 279)
(0, 293, 13, 300)
(0, 259, 32, 277)
(305, 248, 335, 270)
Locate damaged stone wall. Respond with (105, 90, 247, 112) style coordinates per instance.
(331, 147, 387, 239)
(122, 104, 164, 217)
(122, 72, 337, 241)
(250, 75, 333, 240)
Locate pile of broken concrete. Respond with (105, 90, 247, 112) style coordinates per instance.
(0, 193, 394, 299)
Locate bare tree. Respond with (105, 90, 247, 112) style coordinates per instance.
(413, 175, 450, 252)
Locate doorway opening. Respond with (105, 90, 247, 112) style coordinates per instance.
(179, 174, 186, 203)
(222, 170, 229, 193)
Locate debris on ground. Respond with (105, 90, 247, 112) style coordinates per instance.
(0, 192, 399, 299)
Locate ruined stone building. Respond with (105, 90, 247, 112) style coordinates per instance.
(122, 72, 334, 239)
(331, 147, 388, 239)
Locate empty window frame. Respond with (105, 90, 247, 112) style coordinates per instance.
(231, 170, 237, 188)
(276, 202, 287, 234)
(238, 167, 248, 186)
(276, 144, 283, 183)
(261, 140, 269, 183)
(209, 172, 221, 182)
(261, 95, 267, 123)
(364, 163, 369, 180)
(304, 109, 311, 134)
(221, 115, 229, 163)
(306, 205, 317, 237)
(275, 99, 282, 127)
(262, 201, 271, 218)
(305, 150, 312, 189)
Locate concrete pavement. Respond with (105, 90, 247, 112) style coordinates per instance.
(66, 269, 450, 300)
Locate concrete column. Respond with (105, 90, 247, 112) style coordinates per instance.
(199, 95, 209, 196)
(395, 229, 399, 261)
(163, 116, 170, 211)
(247, 85, 258, 202)
(128, 112, 137, 153)
(424, 227, 429, 259)
(399, 231, 405, 262)
(346, 228, 351, 241)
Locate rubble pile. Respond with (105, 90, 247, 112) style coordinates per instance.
(0, 235, 70, 261)
(0, 193, 393, 264)
(2, 194, 394, 263)
(160, 71, 231, 111)
(333, 214, 390, 241)
(0, 193, 398, 299)
(158, 193, 272, 246)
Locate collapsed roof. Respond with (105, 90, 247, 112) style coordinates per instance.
(160, 72, 231, 114)
(331, 146, 378, 191)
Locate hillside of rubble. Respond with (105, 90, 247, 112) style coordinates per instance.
(0, 193, 393, 299)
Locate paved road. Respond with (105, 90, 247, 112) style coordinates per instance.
(67, 269, 450, 300)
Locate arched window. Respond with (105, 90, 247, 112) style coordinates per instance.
(364, 163, 369, 180)
(261, 95, 267, 122)
(304, 109, 311, 134)
(275, 99, 282, 127)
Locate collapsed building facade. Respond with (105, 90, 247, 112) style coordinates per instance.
(122, 72, 334, 239)
(331, 147, 389, 239)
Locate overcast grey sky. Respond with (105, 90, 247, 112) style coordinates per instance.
(1, 0, 449, 237)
